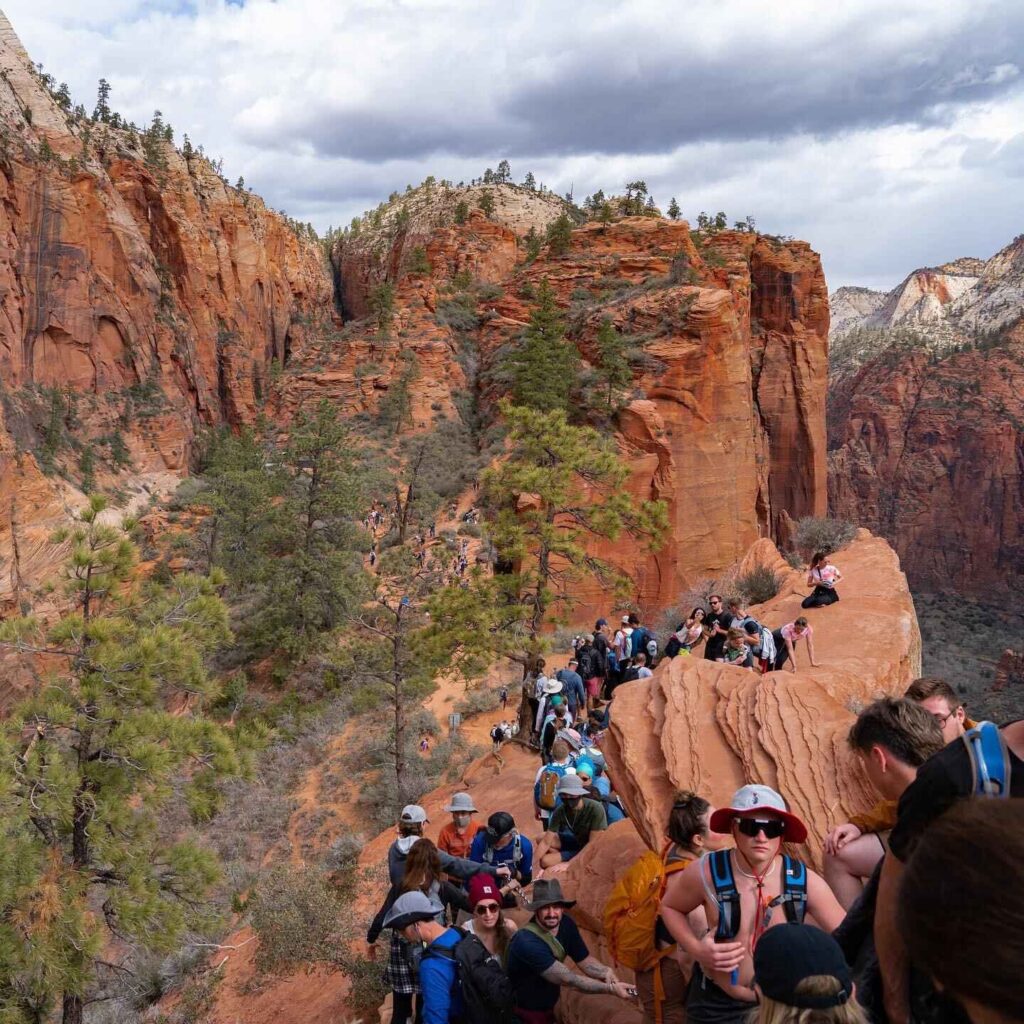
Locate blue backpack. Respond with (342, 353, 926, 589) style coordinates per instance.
(963, 721, 1011, 798)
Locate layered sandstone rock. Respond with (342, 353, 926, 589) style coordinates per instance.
(604, 530, 921, 869)
(0, 13, 331, 607)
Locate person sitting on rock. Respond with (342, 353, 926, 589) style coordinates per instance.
(771, 617, 818, 672)
(898, 800, 1024, 1024)
(537, 773, 608, 869)
(660, 784, 845, 1024)
(469, 811, 534, 900)
(506, 878, 635, 1024)
(750, 924, 867, 1024)
(823, 699, 944, 910)
(719, 627, 755, 669)
(802, 551, 842, 608)
(573, 756, 625, 825)
(904, 677, 975, 744)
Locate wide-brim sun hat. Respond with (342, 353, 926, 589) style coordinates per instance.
(383, 890, 444, 931)
(556, 773, 589, 798)
(443, 792, 477, 813)
(709, 784, 808, 843)
(524, 877, 576, 911)
(542, 678, 564, 695)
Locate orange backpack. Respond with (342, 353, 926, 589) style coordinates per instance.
(603, 844, 692, 1022)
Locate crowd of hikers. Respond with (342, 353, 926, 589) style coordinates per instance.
(364, 551, 1021, 1024)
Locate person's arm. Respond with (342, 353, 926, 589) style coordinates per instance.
(579, 955, 620, 985)
(539, 961, 632, 998)
(419, 954, 454, 1024)
(806, 868, 846, 932)
(366, 883, 399, 944)
(660, 860, 744, 974)
(806, 632, 819, 667)
(518, 837, 534, 886)
(786, 634, 797, 671)
(439, 849, 500, 880)
(875, 853, 910, 1024)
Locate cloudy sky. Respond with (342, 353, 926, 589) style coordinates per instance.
(6, 0, 1024, 290)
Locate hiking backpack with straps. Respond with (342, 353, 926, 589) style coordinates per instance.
(481, 832, 523, 871)
(535, 762, 569, 810)
(705, 848, 808, 941)
(422, 928, 516, 1024)
(963, 720, 1012, 797)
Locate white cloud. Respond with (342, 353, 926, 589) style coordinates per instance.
(4, 0, 1024, 289)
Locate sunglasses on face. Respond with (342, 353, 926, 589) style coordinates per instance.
(736, 818, 786, 840)
(474, 902, 500, 916)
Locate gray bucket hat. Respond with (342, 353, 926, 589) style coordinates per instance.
(525, 877, 576, 911)
(383, 890, 444, 931)
(556, 773, 589, 797)
(443, 792, 477, 813)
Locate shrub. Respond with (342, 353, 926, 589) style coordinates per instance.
(408, 245, 431, 274)
(454, 683, 502, 717)
(457, 522, 481, 538)
(251, 867, 342, 973)
(784, 550, 804, 570)
(793, 516, 857, 556)
(735, 565, 781, 605)
(326, 832, 365, 875)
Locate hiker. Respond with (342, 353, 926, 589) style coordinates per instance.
(771, 617, 818, 672)
(463, 873, 518, 955)
(573, 756, 625, 825)
(539, 697, 570, 763)
(634, 651, 653, 678)
(610, 791, 712, 1024)
(904, 677, 973, 743)
(823, 699, 944, 909)
(666, 608, 705, 658)
(615, 615, 633, 665)
(741, 619, 777, 674)
(591, 618, 612, 708)
(703, 595, 731, 662)
(500, 684, 509, 711)
(382, 891, 463, 1024)
(470, 811, 534, 896)
(576, 634, 605, 712)
(874, 717, 1023, 1024)
(506, 878, 635, 1023)
(537, 773, 608, 868)
(751, 924, 867, 1024)
(719, 627, 754, 669)
(618, 656, 641, 686)
(802, 551, 842, 608)
(369, 839, 471, 1024)
(438, 793, 482, 877)
(898, 800, 1024, 1024)
(533, 739, 575, 830)
(525, 660, 548, 743)
(555, 658, 586, 721)
(628, 613, 651, 659)
(660, 784, 845, 1024)
(491, 723, 506, 756)
(534, 677, 564, 738)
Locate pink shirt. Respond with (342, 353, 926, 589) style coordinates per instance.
(782, 622, 813, 643)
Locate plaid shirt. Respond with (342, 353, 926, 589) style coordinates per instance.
(383, 932, 420, 995)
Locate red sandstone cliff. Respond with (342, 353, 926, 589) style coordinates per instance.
(0, 13, 332, 609)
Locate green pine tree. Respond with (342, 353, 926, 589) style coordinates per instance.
(503, 279, 580, 412)
(478, 190, 496, 217)
(667, 197, 681, 220)
(593, 318, 633, 413)
(0, 496, 242, 1024)
(545, 213, 573, 256)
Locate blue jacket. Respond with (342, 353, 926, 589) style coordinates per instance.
(555, 669, 586, 712)
(420, 928, 463, 1024)
(469, 829, 534, 886)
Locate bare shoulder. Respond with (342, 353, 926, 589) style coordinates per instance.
(662, 855, 709, 911)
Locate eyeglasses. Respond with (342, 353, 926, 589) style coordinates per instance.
(474, 902, 500, 916)
(932, 708, 960, 726)
(736, 818, 786, 840)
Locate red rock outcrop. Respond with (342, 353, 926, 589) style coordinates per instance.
(604, 530, 921, 869)
(828, 334, 1024, 596)
(0, 13, 332, 607)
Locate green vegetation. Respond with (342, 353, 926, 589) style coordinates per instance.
(478, 190, 496, 217)
(369, 281, 396, 333)
(735, 564, 782, 605)
(502, 279, 580, 412)
(454, 199, 470, 224)
(545, 212, 573, 256)
(591, 317, 633, 413)
(791, 516, 857, 557)
(667, 197, 681, 220)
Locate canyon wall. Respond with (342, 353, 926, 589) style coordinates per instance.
(0, 13, 332, 610)
(828, 236, 1024, 596)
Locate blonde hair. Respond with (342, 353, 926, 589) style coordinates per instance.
(750, 977, 866, 1024)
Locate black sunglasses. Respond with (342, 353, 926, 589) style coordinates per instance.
(736, 818, 786, 839)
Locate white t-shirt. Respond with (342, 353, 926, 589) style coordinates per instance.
(637, 667, 653, 678)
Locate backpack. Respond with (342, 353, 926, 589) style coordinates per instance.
(706, 849, 808, 941)
(490, 725, 504, 743)
(423, 929, 516, 1024)
(535, 762, 569, 810)
(604, 845, 692, 1024)
(577, 647, 597, 679)
(630, 627, 649, 658)
(963, 721, 1011, 797)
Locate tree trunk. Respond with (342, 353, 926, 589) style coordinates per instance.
(392, 606, 406, 800)
(62, 993, 83, 1024)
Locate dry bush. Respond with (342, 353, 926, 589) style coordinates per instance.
(792, 516, 857, 556)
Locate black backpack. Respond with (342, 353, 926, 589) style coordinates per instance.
(423, 929, 516, 1024)
(577, 647, 597, 679)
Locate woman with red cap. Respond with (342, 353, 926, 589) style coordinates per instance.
(464, 874, 518, 958)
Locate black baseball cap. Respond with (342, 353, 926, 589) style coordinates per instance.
(753, 925, 853, 1008)
(486, 811, 515, 840)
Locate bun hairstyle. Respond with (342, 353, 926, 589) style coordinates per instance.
(667, 791, 710, 852)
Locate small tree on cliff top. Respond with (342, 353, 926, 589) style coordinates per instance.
(479, 401, 668, 690)
(0, 497, 242, 1024)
